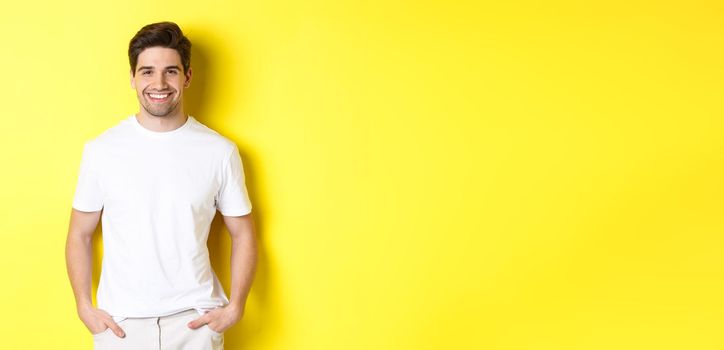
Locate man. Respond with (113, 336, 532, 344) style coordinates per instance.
(65, 22, 257, 350)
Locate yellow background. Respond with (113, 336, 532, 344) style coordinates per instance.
(1, 0, 723, 349)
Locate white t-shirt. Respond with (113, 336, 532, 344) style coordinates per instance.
(72, 115, 252, 321)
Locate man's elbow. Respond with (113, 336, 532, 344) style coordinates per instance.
(67, 208, 101, 245)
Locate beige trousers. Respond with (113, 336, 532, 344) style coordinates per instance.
(93, 309, 224, 350)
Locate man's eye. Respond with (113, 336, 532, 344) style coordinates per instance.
(167, 70, 178, 75)
(142, 71, 152, 75)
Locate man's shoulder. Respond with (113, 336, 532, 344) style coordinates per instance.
(82, 116, 135, 150)
(187, 117, 238, 153)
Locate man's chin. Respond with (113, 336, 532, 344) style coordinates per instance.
(142, 105, 174, 117)
(145, 110, 172, 118)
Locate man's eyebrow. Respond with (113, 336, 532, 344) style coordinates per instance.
(136, 65, 182, 72)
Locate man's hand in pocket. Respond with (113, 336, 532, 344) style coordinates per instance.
(78, 305, 125, 338)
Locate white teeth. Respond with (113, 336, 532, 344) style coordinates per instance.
(149, 93, 169, 99)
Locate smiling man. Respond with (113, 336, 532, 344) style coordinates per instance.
(65, 22, 257, 350)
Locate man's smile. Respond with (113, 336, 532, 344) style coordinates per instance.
(146, 92, 172, 103)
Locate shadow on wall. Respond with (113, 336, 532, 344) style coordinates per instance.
(183, 34, 209, 121)
(91, 28, 277, 349)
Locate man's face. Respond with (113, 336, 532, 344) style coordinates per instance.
(130, 47, 192, 117)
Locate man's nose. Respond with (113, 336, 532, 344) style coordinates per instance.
(151, 73, 168, 89)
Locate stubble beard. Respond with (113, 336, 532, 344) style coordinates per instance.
(139, 91, 180, 117)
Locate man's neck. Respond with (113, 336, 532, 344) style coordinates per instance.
(135, 111, 188, 132)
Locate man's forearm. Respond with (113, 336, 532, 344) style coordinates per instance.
(66, 233, 94, 311)
(227, 216, 258, 310)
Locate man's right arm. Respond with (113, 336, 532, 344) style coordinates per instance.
(65, 208, 125, 338)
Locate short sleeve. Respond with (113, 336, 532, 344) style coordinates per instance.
(215, 145, 253, 216)
(72, 143, 104, 212)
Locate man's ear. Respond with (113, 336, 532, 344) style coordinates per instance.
(130, 70, 136, 89)
(184, 67, 192, 88)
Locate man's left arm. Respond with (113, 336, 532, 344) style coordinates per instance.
(188, 212, 258, 333)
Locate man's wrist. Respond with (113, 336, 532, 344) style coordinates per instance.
(226, 300, 245, 314)
(76, 300, 94, 313)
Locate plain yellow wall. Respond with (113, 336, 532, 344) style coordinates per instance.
(1, 0, 723, 349)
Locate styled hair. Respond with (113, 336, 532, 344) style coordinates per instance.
(128, 21, 191, 75)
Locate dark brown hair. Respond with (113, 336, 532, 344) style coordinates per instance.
(128, 21, 191, 75)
